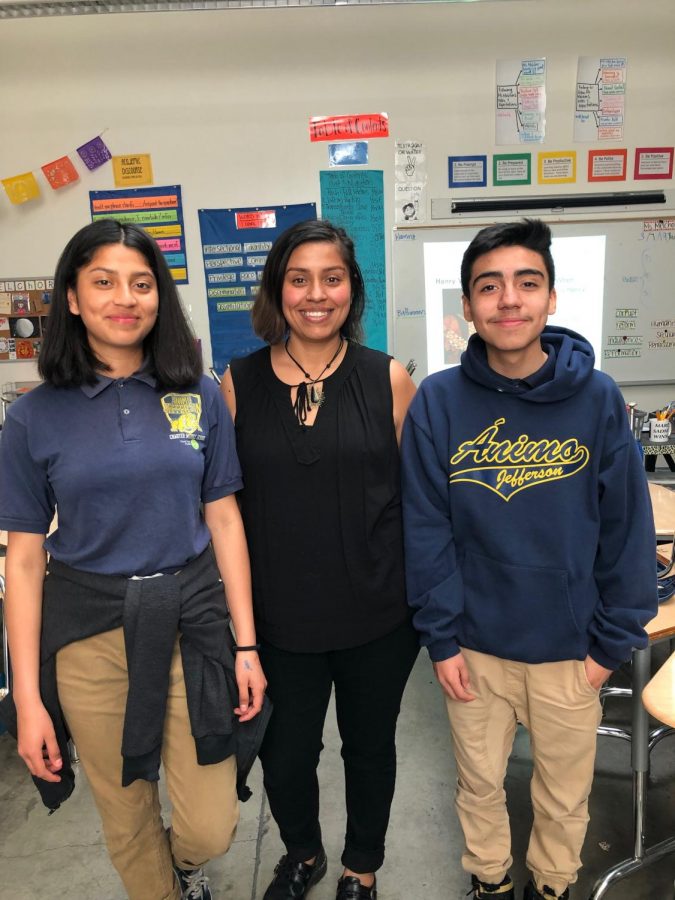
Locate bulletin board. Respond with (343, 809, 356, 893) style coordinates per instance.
(0, 278, 53, 362)
(392, 214, 675, 385)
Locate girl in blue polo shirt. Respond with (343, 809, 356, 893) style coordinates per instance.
(0, 219, 266, 900)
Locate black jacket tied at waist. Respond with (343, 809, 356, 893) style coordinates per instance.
(0, 546, 270, 812)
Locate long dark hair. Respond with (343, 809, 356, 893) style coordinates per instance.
(251, 219, 365, 345)
(39, 219, 202, 388)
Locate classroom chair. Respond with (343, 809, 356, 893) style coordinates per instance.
(590, 539, 675, 898)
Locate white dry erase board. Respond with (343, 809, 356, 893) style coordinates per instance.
(392, 215, 675, 386)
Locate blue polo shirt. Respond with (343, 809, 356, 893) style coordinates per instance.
(0, 372, 243, 576)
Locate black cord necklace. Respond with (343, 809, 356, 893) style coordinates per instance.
(284, 336, 344, 424)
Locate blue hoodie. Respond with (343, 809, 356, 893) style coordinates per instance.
(401, 326, 657, 669)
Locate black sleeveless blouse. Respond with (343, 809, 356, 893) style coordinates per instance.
(230, 341, 408, 652)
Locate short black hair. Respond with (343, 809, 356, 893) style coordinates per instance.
(461, 218, 555, 298)
(251, 219, 365, 345)
(39, 219, 202, 388)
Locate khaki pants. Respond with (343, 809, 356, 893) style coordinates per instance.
(56, 628, 239, 900)
(445, 648, 602, 897)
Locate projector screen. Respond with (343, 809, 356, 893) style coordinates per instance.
(422, 236, 606, 374)
(392, 217, 675, 385)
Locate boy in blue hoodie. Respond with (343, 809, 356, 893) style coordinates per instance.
(401, 219, 657, 900)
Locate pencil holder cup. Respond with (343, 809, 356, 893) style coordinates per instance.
(650, 418, 671, 443)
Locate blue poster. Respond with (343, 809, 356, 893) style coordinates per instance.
(89, 185, 188, 284)
(319, 170, 387, 352)
(198, 203, 316, 374)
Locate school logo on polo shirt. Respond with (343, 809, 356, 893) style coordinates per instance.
(448, 417, 590, 501)
(161, 393, 206, 447)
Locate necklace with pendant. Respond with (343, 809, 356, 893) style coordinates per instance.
(284, 336, 344, 424)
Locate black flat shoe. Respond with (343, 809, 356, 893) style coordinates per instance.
(336, 875, 377, 899)
(263, 848, 328, 899)
(523, 881, 569, 900)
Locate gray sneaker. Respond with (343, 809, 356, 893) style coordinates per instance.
(173, 864, 212, 900)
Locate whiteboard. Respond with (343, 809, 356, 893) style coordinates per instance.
(392, 215, 675, 385)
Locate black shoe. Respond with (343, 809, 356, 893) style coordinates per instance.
(523, 880, 569, 900)
(469, 874, 515, 899)
(263, 848, 328, 899)
(173, 864, 212, 899)
(336, 875, 377, 899)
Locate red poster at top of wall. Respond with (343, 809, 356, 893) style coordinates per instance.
(235, 210, 277, 229)
(309, 114, 389, 143)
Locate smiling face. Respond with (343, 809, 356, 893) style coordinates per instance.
(281, 241, 352, 344)
(67, 242, 159, 372)
(462, 244, 557, 378)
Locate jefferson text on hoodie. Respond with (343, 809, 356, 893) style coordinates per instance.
(401, 327, 657, 669)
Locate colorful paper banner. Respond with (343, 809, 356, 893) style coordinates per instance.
(42, 155, 80, 190)
(2, 172, 40, 205)
(77, 136, 112, 171)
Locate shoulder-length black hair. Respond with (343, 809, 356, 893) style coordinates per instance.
(39, 219, 202, 388)
(251, 219, 365, 345)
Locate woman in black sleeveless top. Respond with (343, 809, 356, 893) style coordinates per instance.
(222, 220, 419, 900)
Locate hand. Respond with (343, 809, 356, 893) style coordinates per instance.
(433, 652, 476, 702)
(16, 700, 62, 782)
(234, 651, 267, 722)
(584, 656, 613, 691)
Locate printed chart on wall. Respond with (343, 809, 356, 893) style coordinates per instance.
(320, 170, 387, 352)
(90, 186, 188, 284)
(392, 214, 675, 386)
(198, 203, 316, 373)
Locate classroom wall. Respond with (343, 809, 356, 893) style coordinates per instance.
(1, 0, 673, 411)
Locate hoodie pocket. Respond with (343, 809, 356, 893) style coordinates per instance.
(461, 549, 583, 662)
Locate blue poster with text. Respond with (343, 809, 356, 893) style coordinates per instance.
(198, 203, 316, 374)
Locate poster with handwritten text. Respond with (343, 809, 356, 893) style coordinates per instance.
(319, 170, 387, 352)
(496, 58, 546, 145)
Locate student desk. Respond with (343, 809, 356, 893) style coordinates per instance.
(648, 481, 675, 541)
(590, 595, 675, 897)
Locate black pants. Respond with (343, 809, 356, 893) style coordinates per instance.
(259, 620, 419, 874)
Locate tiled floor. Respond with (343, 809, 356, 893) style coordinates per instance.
(1, 648, 674, 899)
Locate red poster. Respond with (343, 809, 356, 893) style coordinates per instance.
(235, 210, 277, 229)
(309, 113, 389, 143)
(634, 147, 674, 180)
